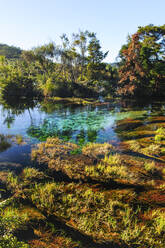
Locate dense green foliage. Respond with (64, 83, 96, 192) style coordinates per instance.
(0, 44, 22, 59)
(0, 56, 38, 101)
(0, 31, 118, 100)
(0, 24, 164, 101)
(118, 24, 165, 97)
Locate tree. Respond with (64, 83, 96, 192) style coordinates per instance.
(87, 33, 108, 81)
(21, 43, 59, 96)
(87, 33, 108, 64)
(73, 30, 89, 80)
(0, 44, 22, 59)
(118, 24, 165, 97)
(59, 34, 79, 82)
(0, 56, 36, 100)
(0, 31, 115, 99)
(118, 33, 146, 96)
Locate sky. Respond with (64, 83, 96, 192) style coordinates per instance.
(0, 0, 164, 62)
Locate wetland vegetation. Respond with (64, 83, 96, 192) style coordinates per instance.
(0, 24, 165, 247)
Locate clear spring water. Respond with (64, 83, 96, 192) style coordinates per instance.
(0, 99, 165, 167)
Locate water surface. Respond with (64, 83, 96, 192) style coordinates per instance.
(1, 99, 165, 167)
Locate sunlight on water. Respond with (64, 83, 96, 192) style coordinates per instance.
(0, 102, 152, 146)
(1, 99, 165, 164)
(27, 108, 148, 145)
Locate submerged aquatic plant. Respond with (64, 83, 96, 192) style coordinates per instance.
(21, 168, 45, 184)
(144, 162, 156, 172)
(85, 154, 129, 180)
(0, 234, 29, 248)
(7, 172, 20, 190)
(155, 127, 165, 142)
(27, 108, 148, 145)
(127, 140, 141, 152)
(0, 207, 29, 248)
(82, 142, 114, 158)
(27, 110, 115, 143)
(15, 135, 23, 144)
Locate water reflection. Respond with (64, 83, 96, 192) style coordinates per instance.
(1, 97, 165, 170)
(1, 98, 165, 147)
(0, 135, 11, 152)
(0, 97, 37, 129)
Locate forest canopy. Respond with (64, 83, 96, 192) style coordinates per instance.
(118, 24, 165, 97)
(0, 24, 164, 100)
(0, 44, 22, 59)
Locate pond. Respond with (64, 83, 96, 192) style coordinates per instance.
(1, 98, 165, 168)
